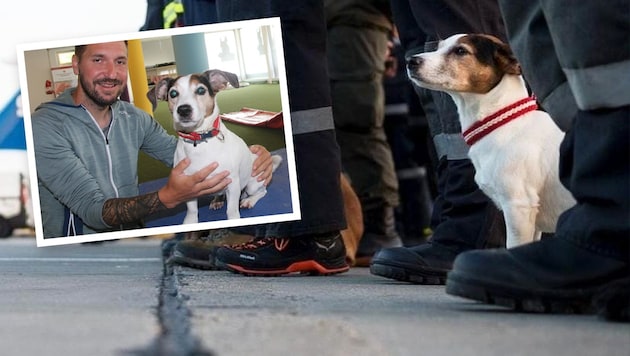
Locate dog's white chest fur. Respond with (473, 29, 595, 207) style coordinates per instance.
(456, 77, 576, 247)
(468, 109, 570, 231)
(455, 76, 575, 247)
(175, 123, 254, 184)
(152, 70, 273, 222)
(174, 117, 268, 221)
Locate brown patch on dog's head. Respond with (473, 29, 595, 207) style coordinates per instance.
(146, 69, 240, 132)
(185, 74, 217, 117)
(146, 69, 240, 112)
(454, 34, 521, 93)
(462, 35, 520, 72)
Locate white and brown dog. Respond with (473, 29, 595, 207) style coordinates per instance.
(406, 34, 575, 247)
(148, 69, 281, 222)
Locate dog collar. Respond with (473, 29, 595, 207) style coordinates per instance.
(177, 117, 223, 147)
(462, 96, 538, 145)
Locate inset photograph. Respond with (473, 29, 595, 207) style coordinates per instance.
(17, 18, 299, 246)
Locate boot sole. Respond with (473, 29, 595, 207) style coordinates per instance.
(370, 262, 447, 285)
(168, 250, 221, 270)
(217, 260, 349, 277)
(592, 277, 630, 322)
(446, 271, 595, 314)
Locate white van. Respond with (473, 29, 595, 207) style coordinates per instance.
(2, 54, 33, 237)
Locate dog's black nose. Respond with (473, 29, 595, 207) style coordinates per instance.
(406, 56, 424, 69)
(177, 105, 193, 119)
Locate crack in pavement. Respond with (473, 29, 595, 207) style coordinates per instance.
(126, 250, 213, 356)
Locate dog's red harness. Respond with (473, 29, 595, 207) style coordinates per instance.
(177, 117, 223, 147)
(462, 96, 538, 146)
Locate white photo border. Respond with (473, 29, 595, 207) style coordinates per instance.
(16, 18, 300, 247)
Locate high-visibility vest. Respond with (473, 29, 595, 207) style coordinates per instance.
(163, 0, 184, 28)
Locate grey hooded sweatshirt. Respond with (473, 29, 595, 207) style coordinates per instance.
(32, 88, 176, 238)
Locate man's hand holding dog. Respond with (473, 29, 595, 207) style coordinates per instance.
(158, 159, 232, 209)
(250, 144, 273, 186)
(101, 158, 230, 227)
(157, 145, 272, 209)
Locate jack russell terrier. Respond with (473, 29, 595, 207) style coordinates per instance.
(406, 34, 575, 248)
(148, 69, 281, 222)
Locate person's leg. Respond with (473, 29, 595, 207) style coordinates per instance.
(446, 0, 630, 314)
(497, 1, 576, 131)
(327, 23, 402, 266)
(370, 0, 506, 284)
(212, 0, 349, 275)
(383, 56, 435, 245)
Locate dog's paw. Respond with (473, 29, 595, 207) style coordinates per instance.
(210, 201, 225, 210)
(209, 194, 226, 210)
(239, 199, 255, 209)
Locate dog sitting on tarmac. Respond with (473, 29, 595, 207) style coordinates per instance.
(148, 69, 281, 222)
(406, 34, 575, 248)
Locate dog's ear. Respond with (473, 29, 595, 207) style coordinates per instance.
(146, 77, 174, 112)
(493, 40, 521, 76)
(203, 69, 240, 94)
(471, 34, 522, 76)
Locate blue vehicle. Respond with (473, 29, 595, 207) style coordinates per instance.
(0, 91, 32, 237)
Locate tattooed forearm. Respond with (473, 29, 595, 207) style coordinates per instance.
(102, 191, 167, 227)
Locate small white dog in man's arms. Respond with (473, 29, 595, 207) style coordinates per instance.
(406, 33, 575, 247)
(148, 69, 281, 222)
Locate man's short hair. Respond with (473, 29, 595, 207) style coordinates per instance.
(74, 41, 128, 61)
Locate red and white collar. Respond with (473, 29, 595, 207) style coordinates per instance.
(462, 96, 538, 146)
(177, 117, 223, 146)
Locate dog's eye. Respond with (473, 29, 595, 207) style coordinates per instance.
(195, 87, 207, 95)
(169, 89, 178, 99)
(453, 46, 469, 56)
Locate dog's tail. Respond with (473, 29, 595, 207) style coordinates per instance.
(271, 155, 283, 172)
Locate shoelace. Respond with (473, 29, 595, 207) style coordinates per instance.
(230, 237, 274, 250)
(229, 237, 291, 251)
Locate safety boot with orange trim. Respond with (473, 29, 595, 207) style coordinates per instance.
(168, 229, 254, 270)
(214, 232, 350, 276)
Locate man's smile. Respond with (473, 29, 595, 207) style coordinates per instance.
(95, 79, 122, 89)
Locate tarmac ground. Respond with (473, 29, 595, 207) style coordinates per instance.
(0, 235, 628, 356)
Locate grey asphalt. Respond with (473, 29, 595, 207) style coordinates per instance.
(0, 236, 628, 356)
